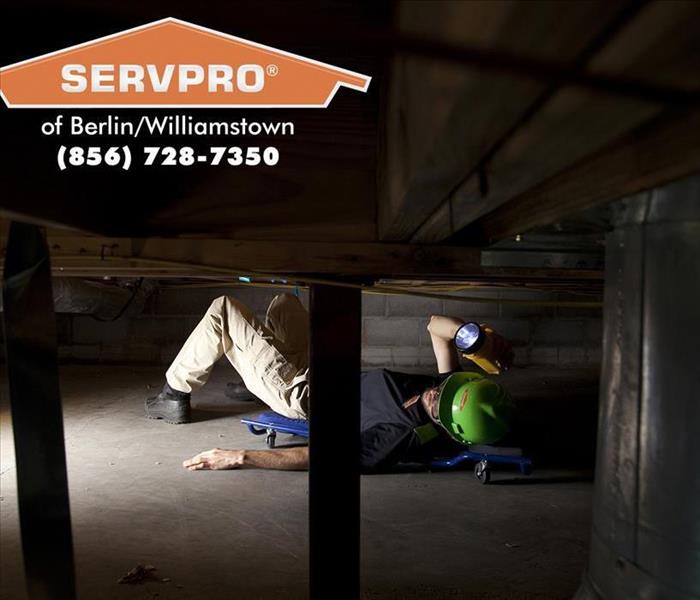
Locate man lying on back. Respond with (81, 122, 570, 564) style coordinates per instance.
(144, 294, 514, 472)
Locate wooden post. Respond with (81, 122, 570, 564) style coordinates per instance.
(308, 284, 362, 599)
(2, 222, 76, 600)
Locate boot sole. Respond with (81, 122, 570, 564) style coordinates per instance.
(145, 395, 191, 424)
(145, 409, 190, 424)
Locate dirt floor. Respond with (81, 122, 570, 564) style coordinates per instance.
(1, 364, 599, 599)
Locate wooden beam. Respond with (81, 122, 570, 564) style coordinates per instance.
(460, 108, 700, 244)
(391, 32, 700, 105)
(380, 0, 650, 241)
(0, 234, 606, 283)
(32, 263, 604, 286)
(412, 87, 662, 242)
(0, 236, 480, 278)
(391, 1, 700, 243)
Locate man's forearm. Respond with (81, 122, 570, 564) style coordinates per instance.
(242, 447, 309, 470)
(427, 315, 464, 341)
(183, 446, 309, 471)
(427, 315, 463, 373)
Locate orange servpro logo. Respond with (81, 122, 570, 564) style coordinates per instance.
(0, 17, 371, 108)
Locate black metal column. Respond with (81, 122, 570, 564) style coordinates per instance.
(2, 222, 76, 600)
(308, 284, 362, 600)
(574, 175, 700, 599)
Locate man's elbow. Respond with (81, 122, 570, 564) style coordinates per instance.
(427, 314, 440, 334)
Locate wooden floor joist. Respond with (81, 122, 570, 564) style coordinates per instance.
(0, 234, 604, 283)
(385, 2, 700, 244)
(462, 108, 700, 244)
(31, 236, 482, 278)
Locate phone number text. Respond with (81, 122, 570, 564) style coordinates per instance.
(56, 146, 280, 171)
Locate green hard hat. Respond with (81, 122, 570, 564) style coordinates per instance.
(437, 372, 513, 445)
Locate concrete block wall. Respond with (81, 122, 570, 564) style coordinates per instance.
(55, 286, 303, 365)
(43, 284, 602, 371)
(362, 288, 602, 371)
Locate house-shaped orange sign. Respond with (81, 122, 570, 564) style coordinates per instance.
(0, 17, 371, 108)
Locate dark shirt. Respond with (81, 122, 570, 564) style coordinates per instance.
(360, 369, 457, 472)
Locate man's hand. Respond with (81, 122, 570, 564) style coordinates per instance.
(183, 448, 244, 470)
(481, 324, 514, 371)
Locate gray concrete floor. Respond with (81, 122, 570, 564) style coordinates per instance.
(1, 364, 598, 600)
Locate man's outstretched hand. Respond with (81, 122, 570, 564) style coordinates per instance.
(183, 448, 244, 470)
(184, 446, 309, 471)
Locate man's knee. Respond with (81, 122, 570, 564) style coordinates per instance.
(267, 293, 298, 314)
(208, 295, 229, 313)
(274, 292, 300, 304)
(208, 295, 250, 321)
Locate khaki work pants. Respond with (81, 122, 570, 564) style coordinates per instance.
(166, 293, 309, 419)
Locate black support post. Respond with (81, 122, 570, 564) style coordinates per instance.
(308, 284, 362, 600)
(2, 222, 76, 600)
(574, 175, 700, 599)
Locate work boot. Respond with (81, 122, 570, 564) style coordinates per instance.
(224, 382, 257, 402)
(145, 382, 191, 424)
